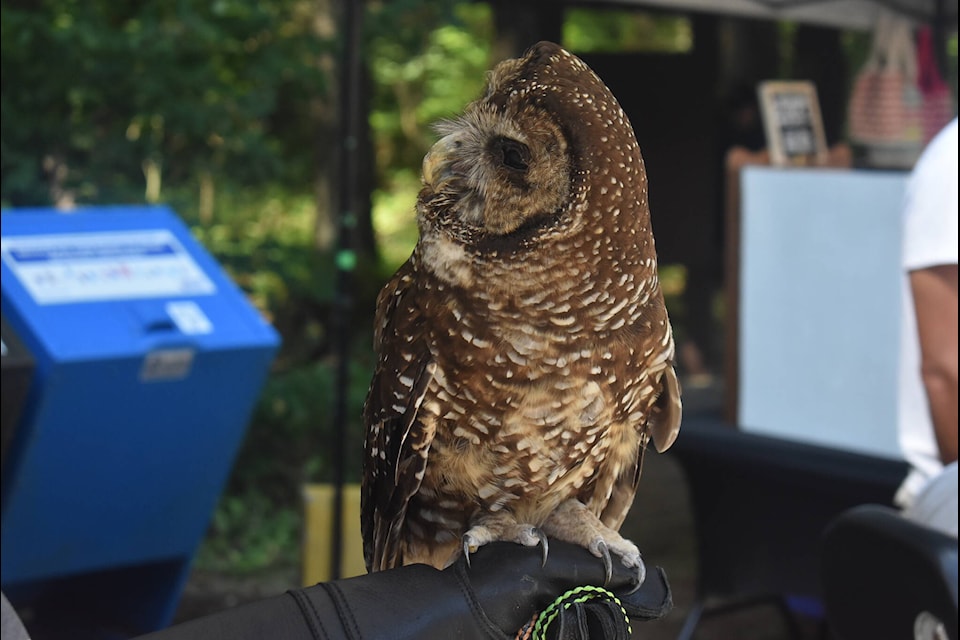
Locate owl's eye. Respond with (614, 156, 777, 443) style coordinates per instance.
(490, 137, 530, 173)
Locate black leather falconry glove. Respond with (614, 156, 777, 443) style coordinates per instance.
(137, 539, 671, 640)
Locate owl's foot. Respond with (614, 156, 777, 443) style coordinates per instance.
(542, 499, 646, 591)
(462, 513, 548, 568)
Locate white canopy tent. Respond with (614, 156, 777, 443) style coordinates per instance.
(579, 0, 958, 31)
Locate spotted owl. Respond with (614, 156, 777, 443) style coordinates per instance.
(361, 41, 681, 582)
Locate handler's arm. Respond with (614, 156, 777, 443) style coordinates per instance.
(910, 263, 959, 464)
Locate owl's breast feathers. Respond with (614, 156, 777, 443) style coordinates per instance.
(362, 240, 679, 567)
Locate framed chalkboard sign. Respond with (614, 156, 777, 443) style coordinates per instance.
(757, 81, 828, 166)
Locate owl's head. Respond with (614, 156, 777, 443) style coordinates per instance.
(417, 41, 649, 254)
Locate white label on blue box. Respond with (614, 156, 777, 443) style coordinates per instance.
(0, 230, 217, 304)
(166, 300, 214, 335)
(141, 348, 195, 381)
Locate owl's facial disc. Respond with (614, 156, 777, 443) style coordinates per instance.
(420, 108, 570, 238)
(422, 131, 518, 233)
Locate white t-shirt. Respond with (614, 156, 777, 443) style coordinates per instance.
(895, 117, 959, 507)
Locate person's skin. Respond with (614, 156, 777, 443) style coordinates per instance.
(910, 263, 959, 464)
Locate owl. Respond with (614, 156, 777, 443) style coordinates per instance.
(361, 41, 681, 584)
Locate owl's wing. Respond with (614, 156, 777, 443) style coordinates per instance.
(600, 364, 682, 530)
(361, 264, 438, 572)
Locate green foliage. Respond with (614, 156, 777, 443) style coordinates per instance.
(371, 168, 422, 269)
(180, 188, 337, 366)
(563, 8, 693, 54)
(1, 0, 327, 208)
(195, 493, 301, 572)
(179, 185, 377, 575)
(241, 353, 374, 491)
(195, 335, 374, 573)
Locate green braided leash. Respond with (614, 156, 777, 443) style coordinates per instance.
(530, 585, 631, 640)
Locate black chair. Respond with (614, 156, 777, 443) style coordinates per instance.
(821, 504, 958, 640)
(669, 416, 909, 640)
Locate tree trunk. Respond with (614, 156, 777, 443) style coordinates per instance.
(199, 170, 215, 224)
(143, 158, 162, 203)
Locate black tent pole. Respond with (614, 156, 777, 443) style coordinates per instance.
(330, 0, 364, 581)
(933, 0, 948, 80)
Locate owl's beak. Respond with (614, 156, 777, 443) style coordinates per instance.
(422, 134, 459, 189)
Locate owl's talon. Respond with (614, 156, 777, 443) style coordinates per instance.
(463, 538, 470, 569)
(624, 556, 647, 594)
(463, 537, 474, 568)
(595, 540, 613, 586)
(535, 528, 549, 567)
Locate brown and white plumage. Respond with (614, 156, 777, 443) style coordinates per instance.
(361, 41, 681, 577)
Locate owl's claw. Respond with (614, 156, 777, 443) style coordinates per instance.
(591, 539, 646, 591)
(534, 527, 549, 567)
(625, 557, 647, 594)
(595, 539, 613, 586)
(463, 525, 550, 568)
(463, 535, 477, 568)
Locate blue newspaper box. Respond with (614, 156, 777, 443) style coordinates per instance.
(1, 314, 35, 468)
(0, 205, 280, 636)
